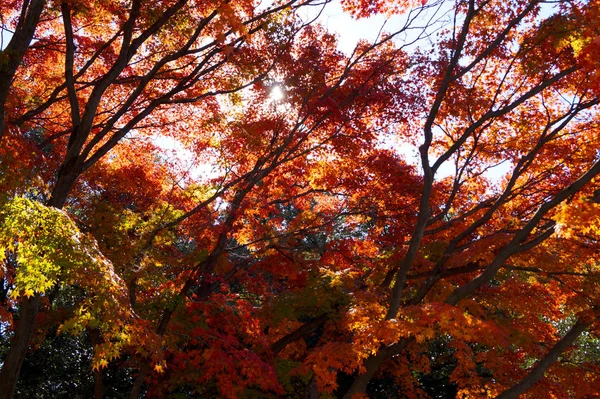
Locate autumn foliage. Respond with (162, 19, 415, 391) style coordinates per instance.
(0, 0, 600, 398)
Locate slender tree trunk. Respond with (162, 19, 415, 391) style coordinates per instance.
(271, 314, 329, 355)
(128, 307, 175, 398)
(0, 0, 46, 140)
(342, 352, 388, 399)
(129, 363, 150, 399)
(495, 320, 590, 399)
(89, 329, 105, 399)
(0, 295, 41, 399)
(303, 375, 318, 399)
(342, 340, 409, 399)
(93, 369, 104, 399)
(49, 168, 80, 209)
(128, 184, 254, 398)
(0, 170, 78, 398)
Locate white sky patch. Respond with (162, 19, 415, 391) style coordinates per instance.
(299, 0, 404, 55)
(482, 161, 512, 183)
(152, 135, 219, 183)
(0, 28, 11, 51)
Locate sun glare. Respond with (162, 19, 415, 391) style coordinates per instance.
(270, 85, 284, 101)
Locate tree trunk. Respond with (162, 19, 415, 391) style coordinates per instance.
(342, 351, 388, 399)
(94, 369, 104, 399)
(342, 340, 408, 399)
(0, 0, 46, 140)
(495, 320, 590, 399)
(0, 295, 41, 399)
(129, 363, 150, 399)
(89, 329, 104, 399)
(0, 170, 78, 397)
(303, 375, 318, 399)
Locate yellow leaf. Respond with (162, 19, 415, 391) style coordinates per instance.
(92, 359, 109, 371)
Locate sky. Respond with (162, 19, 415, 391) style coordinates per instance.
(299, 1, 402, 55)
(0, 26, 12, 51)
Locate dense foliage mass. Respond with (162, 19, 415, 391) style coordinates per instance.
(1, 0, 599, 397)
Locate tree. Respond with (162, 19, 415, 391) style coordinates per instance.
(0, 0, 336, 396)
(1, 0, 600, 398)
